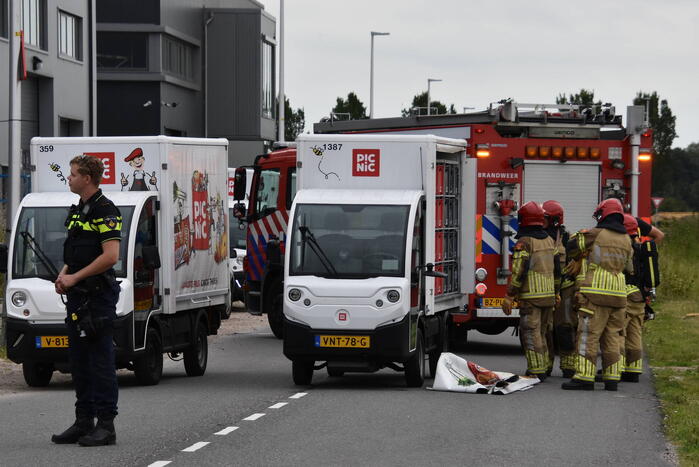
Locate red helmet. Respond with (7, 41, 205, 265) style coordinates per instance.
(518, 201, 545, 227)
(593, 198, 623, 221)
(623, 214, 639, 236)
(543, 200, 564, 226)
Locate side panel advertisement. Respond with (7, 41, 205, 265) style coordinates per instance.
(168, 144, 229, 300)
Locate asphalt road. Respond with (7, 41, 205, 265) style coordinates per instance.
(0, 324, 675, 467)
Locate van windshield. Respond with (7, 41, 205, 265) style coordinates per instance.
(289, 204, 410, 278)
(12, 206, 134, 279)
(228, 207, 247, 253)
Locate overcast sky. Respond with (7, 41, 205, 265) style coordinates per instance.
(258, 0, 698, 148)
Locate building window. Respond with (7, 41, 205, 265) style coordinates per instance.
(163, 35, 194, 81)
(262, 40, 275, 119)
(22, 0, 46, 48)
(97, 32, 148, 69)
(1, 0, 8, 39)
(58, 10, 81, 60)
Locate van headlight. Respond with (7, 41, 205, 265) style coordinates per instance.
(12, 291, 27, 307)
(288, 288, 302, 301)
(387, 290, 400, 303)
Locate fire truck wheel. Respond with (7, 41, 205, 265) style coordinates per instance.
(428, 313, 449, 378)
(134, 327, 163, 386)
(292, 360, 314, 385)
(405, 328, 425, 388)
(184, 321, 208, 377)
(266, 281, 284, 339)
(22, 361, 53, 387)
(448, 324, 468, 350)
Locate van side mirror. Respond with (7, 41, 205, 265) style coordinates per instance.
(422, 262, 447, 278)
(0, 244, 7, 274)
(142, 245, 161, 270)
(233, 167, 247, 201)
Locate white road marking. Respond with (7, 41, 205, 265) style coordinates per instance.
(182, 441, 210, 452)
(289, 392, 307, 399)
(243, 413, 266, 421)
(148, 462, 172, 467)
(214, 426, 239, 435)
(268, 402, 288, 409)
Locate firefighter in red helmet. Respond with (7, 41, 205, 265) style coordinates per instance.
(502, 201, 560, 381)
(562, 198, 633, 391)
(543, 200, 575, 378)
(620, 214, 647, 382)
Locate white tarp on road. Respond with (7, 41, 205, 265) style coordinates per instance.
(429, 353, 539, 395)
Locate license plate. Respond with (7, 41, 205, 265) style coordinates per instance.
(482, 297, 505, 308)
(315, 335, 370, 348)
(35, 336, 69, 348)
(482, 297, 518, 308)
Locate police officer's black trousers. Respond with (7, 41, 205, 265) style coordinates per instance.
(66, 287, 119, 419)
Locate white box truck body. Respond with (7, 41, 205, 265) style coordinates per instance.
(283, 134, 476, 386)
(4, 136, 230, 386)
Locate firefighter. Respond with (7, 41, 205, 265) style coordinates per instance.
(502, 201, 559, 381)
(562, 198, 633, 391)
(620, 214, 647, 382)
(543, 200, 576, 378)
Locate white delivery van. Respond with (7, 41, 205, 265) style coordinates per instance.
(283, 134, 476, 387)
(2, 136, 230, 386)
(227, 167, 253, 306)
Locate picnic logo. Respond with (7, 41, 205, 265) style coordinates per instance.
(352, 149, 380, 177)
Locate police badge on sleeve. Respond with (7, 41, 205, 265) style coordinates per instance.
(104, 216, 119, 230)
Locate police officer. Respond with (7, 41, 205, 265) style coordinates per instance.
(562, 198, 633, 391)
(502, 202, 559, 381)
(543, 200, 576, 378)
(51, 155, 122, 446)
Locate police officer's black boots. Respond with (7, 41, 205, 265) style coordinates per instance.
(561, 379, 594, 390)
(78, 416, 116, 446)
(51, 416, 95, 444)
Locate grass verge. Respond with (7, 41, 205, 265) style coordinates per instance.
(644, 215, 699, 466)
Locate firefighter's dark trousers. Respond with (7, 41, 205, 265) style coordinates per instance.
(519, 302, 554, 375)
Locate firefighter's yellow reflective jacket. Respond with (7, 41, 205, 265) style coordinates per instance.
(508, 235, 557, 307)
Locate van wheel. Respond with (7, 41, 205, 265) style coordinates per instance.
(134, 327, 163, 386)
(184, 321, 208, 377)
(266, 281, 284, 339)
(292, 360, 314, 385)
(22, 361, 53, 387)
(405, 328, 425, 387)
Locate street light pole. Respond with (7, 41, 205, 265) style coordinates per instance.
(427, 78, 442, 116)
(369, 31, 389, 119)
(277, 0, 285, 142)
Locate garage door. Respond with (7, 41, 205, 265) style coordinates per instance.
(523, 161, 601, 234)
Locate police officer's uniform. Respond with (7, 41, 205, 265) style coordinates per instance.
(53, 188, 122, 446)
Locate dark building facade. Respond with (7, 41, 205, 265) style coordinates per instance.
(96, 0, 276, 167)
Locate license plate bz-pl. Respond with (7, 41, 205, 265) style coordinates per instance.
(315, 335, 370, 348)
(482, 297, 517, 308)
(35, 336, 69, 348)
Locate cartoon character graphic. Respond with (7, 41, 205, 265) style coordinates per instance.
(121, 148, 158, 191)
(173, 181, 192, 269)
(48, 163, 67, 184)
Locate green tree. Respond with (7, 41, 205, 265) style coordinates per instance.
(401, 91, 456, 117)
(282, 97, 305, 141)
(633, 91, 677, 158)
(332, 92, 367, 120)
(555, 89, 602, 108)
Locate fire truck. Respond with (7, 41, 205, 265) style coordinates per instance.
(234, 101, 653, 343)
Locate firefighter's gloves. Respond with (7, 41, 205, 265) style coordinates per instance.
(502, 296, 515, 316)
(555, 294, 561, 307)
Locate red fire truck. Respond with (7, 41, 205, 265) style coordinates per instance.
(234, 101, 653, 343)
